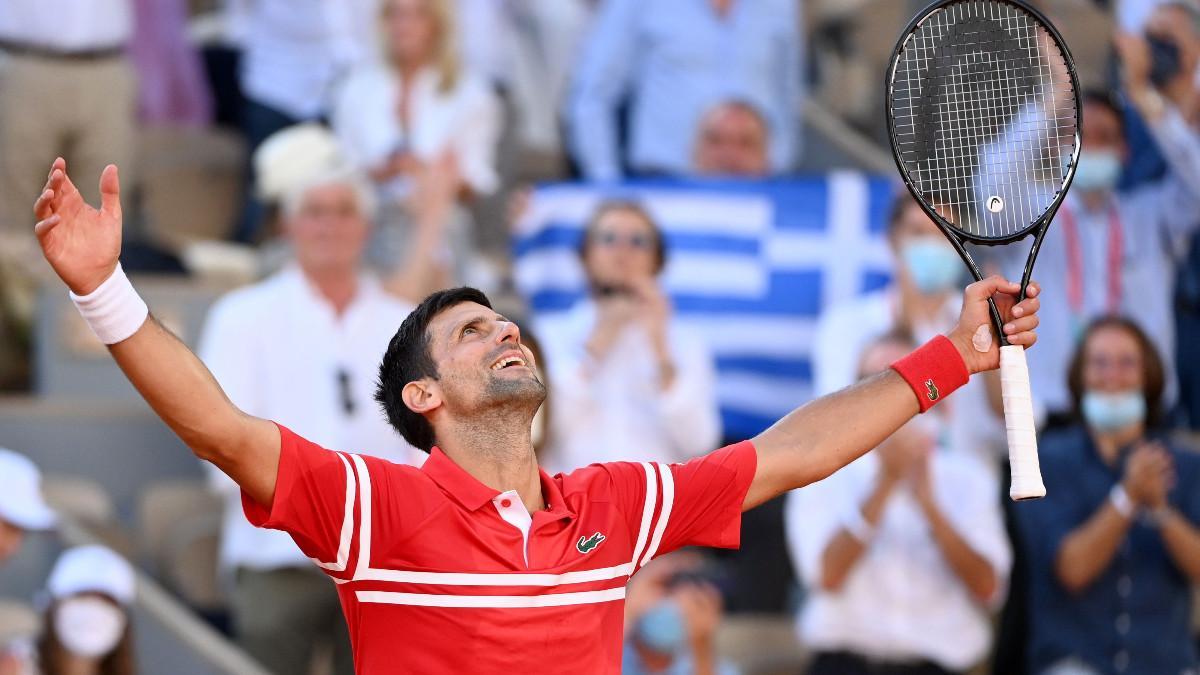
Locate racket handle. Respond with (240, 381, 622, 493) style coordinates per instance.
(1000, 345, 1046, 501)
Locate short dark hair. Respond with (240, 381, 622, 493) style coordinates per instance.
(1066, 316, 1166, 428)
(376, 287, 493, 452)
(578, 200, 667, 275)
(1082, 88, 1125, 137)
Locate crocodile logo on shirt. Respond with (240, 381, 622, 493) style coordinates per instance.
(576, 532, 606, 554)
(925, 378, 939, 402)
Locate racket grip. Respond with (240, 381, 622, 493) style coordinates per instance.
(1000, 345, 1046, 501)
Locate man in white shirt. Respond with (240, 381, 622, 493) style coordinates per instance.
(786, 335, 1011, 675)
(0, 0, 134, 237)
(535, 200, 721, 472)
(198, 127, 421, 675)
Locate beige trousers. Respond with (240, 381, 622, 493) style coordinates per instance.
(0, 51, 136, 235)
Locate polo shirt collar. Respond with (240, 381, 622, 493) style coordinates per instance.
(423, 447, 574, 521)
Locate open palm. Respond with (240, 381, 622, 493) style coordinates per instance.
(33, 157, 123, 296)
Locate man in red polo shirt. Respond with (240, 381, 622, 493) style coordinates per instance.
(33, 159, 1041, 673)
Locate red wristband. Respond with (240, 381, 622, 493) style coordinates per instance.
(890, 335, 969, 413)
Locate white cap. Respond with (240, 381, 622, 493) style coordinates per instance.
(252, 124, 375, 219)
(47, 546, 136, 606)
(0, 449, 57, 531)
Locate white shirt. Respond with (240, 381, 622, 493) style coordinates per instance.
(0, 0, 131, 51)
(198, 266, 421, 572)
(332, 63, 502, 195)
(229, 0, 379, 119)
(535, 300, 721, 473)
(785, 443, 1012, 671)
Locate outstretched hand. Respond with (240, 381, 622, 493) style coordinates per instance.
(947, 275, 1040, 374)
(32, 157, 123, 296)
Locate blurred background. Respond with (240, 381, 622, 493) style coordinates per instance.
(2, 0, 1200, 673)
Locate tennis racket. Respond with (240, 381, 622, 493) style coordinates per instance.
(886, 0, 1081, 500)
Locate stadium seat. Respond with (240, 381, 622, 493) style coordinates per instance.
(137, 480, 224, 611)
(714, 615, 808, 675)
(137, 127, 245, 253)
(42, 474, 116, 524)
(162, 510, 225, 612)
(41, 474, 135, 556)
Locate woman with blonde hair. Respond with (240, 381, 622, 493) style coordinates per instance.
(333, 0, 501, 282)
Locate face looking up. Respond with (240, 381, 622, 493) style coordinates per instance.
(404, 303, 546, 426)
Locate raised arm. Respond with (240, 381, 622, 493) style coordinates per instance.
(33, 158, 280, 506)
(744, 276, 1040, 510)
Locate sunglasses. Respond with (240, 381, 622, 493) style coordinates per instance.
(1085, 354, 1142, 373)
(591, 230, 655, 250)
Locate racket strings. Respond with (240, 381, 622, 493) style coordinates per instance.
(890, 0, 1078, 239)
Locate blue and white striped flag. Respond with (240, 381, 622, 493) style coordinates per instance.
(513, 174, 898, 441)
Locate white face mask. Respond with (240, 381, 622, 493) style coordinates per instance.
(54, 597, 126, 658)
(1072, 149, 1122, 193)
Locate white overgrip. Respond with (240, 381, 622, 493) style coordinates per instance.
(1000, 344, 1046, 500)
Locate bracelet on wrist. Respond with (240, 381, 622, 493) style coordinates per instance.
(1109, 484, 1135, 519)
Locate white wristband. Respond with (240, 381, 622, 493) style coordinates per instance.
(1109, 484, 1135, 519)
(843, 507, 876, 544)
(68, 263, 149, 345)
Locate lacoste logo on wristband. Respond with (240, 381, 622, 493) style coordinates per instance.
(925, 378, 939, 401)
(576, 532, 606, 554)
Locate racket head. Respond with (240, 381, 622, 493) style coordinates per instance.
(886, 0, 1082, 245)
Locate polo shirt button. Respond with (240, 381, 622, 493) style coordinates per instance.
(500, 499, 512, 508)
(1114, 649, 1129, 672)
(1115, 613, 1130, 635)
(1118, 575, 1132, 597)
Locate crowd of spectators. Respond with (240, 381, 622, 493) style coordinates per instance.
(2, 1, 1200, 674)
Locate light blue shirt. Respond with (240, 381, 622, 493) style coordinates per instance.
(567, 0, 802, 180)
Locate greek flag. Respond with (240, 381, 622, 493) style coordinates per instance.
(513, 174, 897, 441)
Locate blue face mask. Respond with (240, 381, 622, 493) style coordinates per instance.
(1072, 149, 1122, 193)
(1082, 390, 1146, 432)
(901, 238, 962, 294)
(634, 600, 686, 656)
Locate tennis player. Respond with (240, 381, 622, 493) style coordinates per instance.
(32, 158, 1040, 673)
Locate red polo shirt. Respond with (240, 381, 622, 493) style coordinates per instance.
(243, 424, 756, 674)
